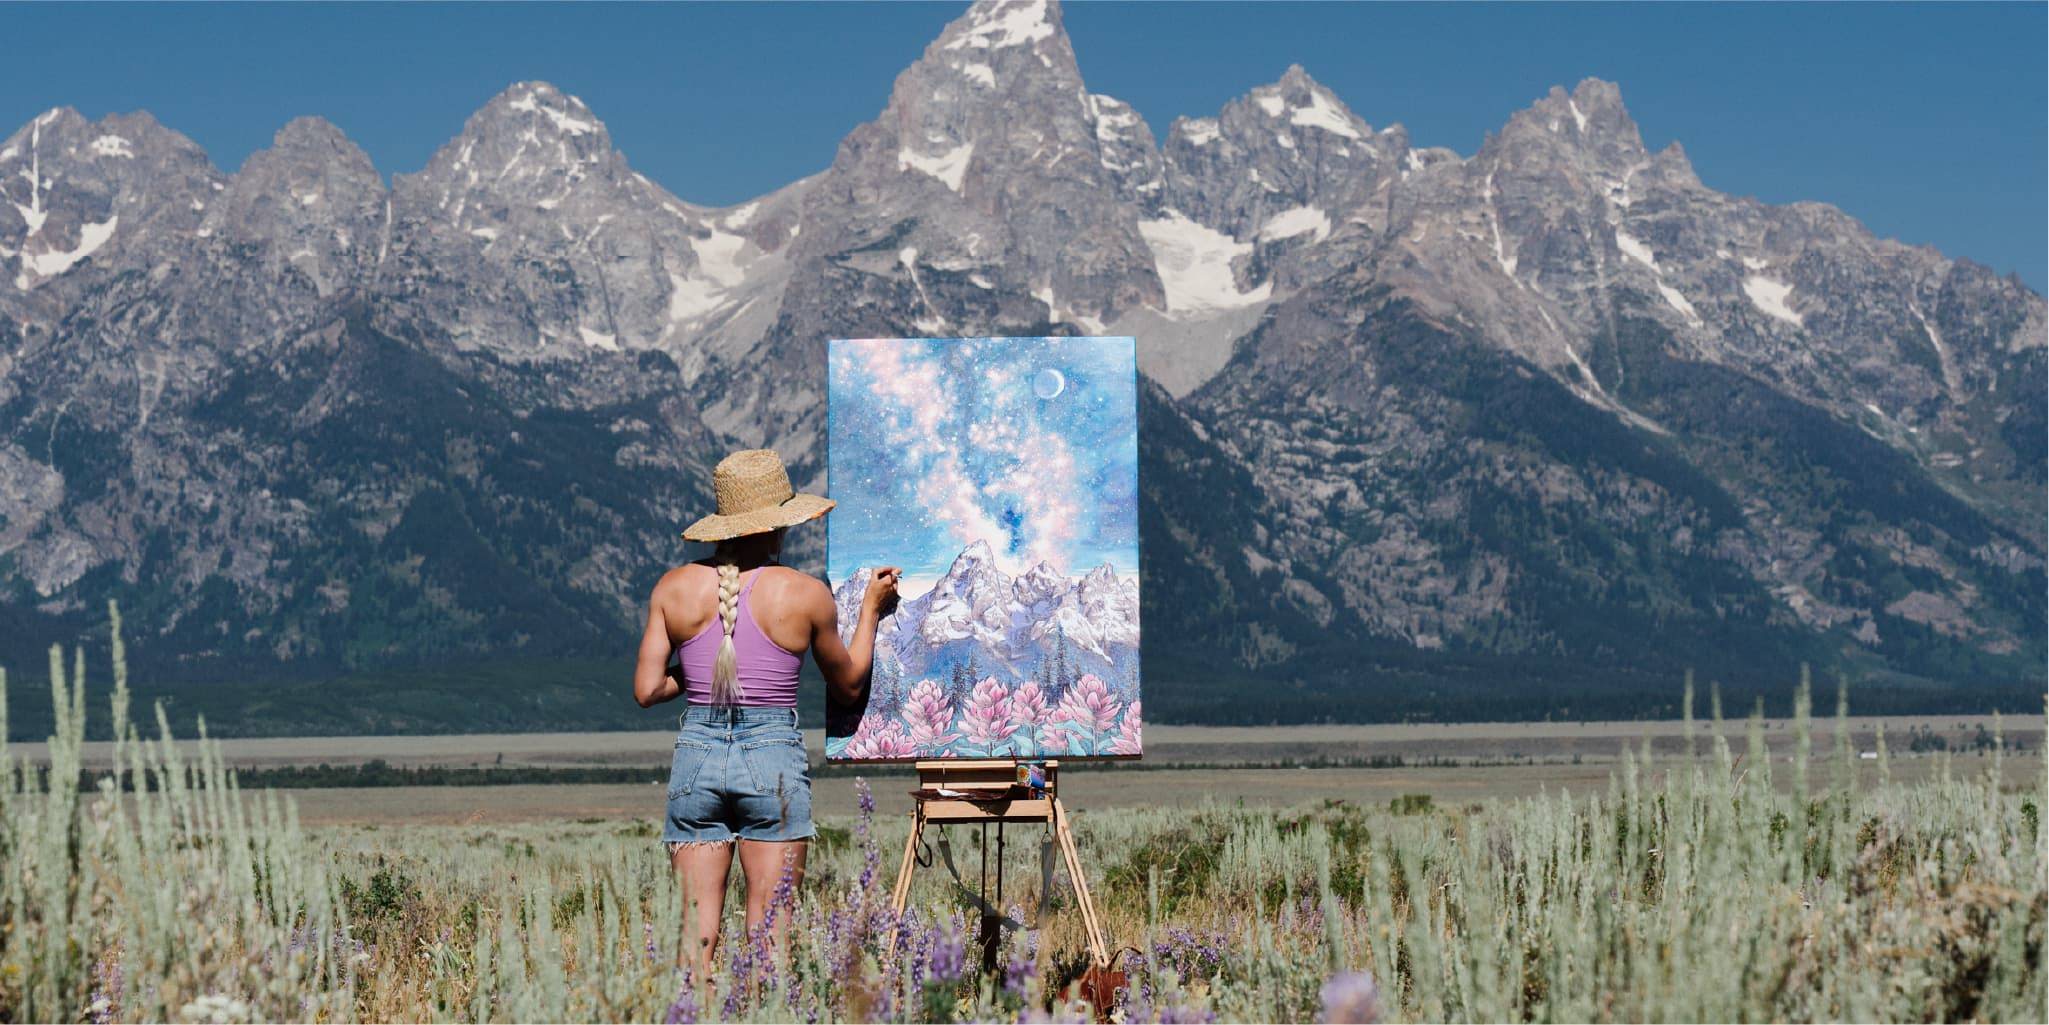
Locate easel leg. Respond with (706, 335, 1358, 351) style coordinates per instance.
(1051, 798, 1111, 968)
(891, 809, 924, 913)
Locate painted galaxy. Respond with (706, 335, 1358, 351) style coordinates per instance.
(826, 337, 1141, 762)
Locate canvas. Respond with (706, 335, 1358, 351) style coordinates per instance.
(825, 337, 1141, 762)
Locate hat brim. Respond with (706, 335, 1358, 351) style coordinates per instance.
(681, 493, 835, 542)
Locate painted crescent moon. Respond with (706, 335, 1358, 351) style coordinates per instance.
(1032, 367, 1066, 399)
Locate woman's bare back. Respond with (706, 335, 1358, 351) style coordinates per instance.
(652, 563, 823, 655)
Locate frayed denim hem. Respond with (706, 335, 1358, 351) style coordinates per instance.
(664, 838, 735, 856)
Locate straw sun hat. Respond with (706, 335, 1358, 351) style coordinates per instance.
(681, 449, 836, 542)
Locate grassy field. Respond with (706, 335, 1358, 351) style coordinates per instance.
(16, 709, 2038, 828)
(3, 624, 2044, 1022)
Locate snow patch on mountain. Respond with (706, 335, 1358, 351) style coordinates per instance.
(1744, 275, 1804, 327)
(1179, 119, 1219, 146)
(1289, 89, 1362, 139)
(1615, 230, 1657, 271)
(1259, 205, 1331, 244)
(1657, 282, 1702, 325)
(1138, 210, 1270, 315)
(508, 87, 599, 136)
(21, 215, 117, 283)
(899, 141, 974, 194)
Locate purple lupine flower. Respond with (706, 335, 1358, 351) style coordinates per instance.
(645, 921, 659, 963)
(663, 974, 700, 1024)
(1318, 970, 1382, 1024)
(764, 853, 799, 931)
(902, 679, 960, 751)
(1151, 927, 1227, 984)
(1149, 1000, 1221, 1024)
(1110, 700, 1143, 755)
(1003, 925, 1037, 999)
(927, 921, 967, 983)
(960, 677, 1018, 750)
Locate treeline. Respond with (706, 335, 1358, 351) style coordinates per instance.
(5, 640, 2041, 742)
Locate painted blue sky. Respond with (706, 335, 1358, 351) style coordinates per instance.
(1, 2, 2040, 290)
(828, 337, 1138, 593)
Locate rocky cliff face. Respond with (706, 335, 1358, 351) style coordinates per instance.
(2, 0, 2040, 715)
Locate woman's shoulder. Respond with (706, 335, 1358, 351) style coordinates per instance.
(758, 565, 830, 601)
(652, 562, 711, 596)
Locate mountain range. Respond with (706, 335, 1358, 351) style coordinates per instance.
(2, 0, 2041, 730)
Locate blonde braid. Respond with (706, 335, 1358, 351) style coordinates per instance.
(711, 560, 745, 705)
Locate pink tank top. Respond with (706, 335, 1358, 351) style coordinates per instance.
(675, 568, 802, 707)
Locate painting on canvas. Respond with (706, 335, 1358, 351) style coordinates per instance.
(825, 336, 1141, 762)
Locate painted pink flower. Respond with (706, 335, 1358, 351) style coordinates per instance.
(843, 719, 916, 760)
(1008, 680, 1050, 730)
(1109, 700, 1142, 756)
(959, 677, 1017, 750)
(1007, 680, 1050, 753)
(902, 678, 959, 752)
(1051, 674, 1121, 735)
(1039, 725, 1073, 753)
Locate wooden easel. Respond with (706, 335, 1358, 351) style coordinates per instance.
(889, 759, 1110, 971)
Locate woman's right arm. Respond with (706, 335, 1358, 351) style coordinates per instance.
(633, 586, 682, 708)
(810, 567, 900, 706)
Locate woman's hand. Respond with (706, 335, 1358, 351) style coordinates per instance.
(861, 566, 902, 617)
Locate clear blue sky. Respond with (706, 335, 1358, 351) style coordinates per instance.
(4, 1, 2042, 289)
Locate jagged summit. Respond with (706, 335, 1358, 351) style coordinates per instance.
(423, 80, 614, 180)
(1251, 64, 1375, 139)
(933, 0, 1067, 61)
(262, 116, 365, 155)
(1487, 77, 1647, 162)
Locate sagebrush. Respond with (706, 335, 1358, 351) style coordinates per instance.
(1, 611, 2041, 1022)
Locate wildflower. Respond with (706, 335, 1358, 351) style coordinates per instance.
(1318, 970, 1382, 1024)
(928, 922, 967, 982)
(663, 972, 700, 1024)
(1003, 929, 1038, 998)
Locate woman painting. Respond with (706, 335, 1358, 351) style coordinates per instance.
(632, 448, 898, 977)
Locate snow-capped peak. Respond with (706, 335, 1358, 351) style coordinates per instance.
(943, 0, 1059, 54)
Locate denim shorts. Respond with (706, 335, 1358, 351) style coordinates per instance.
(662, 705, 814, 848)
